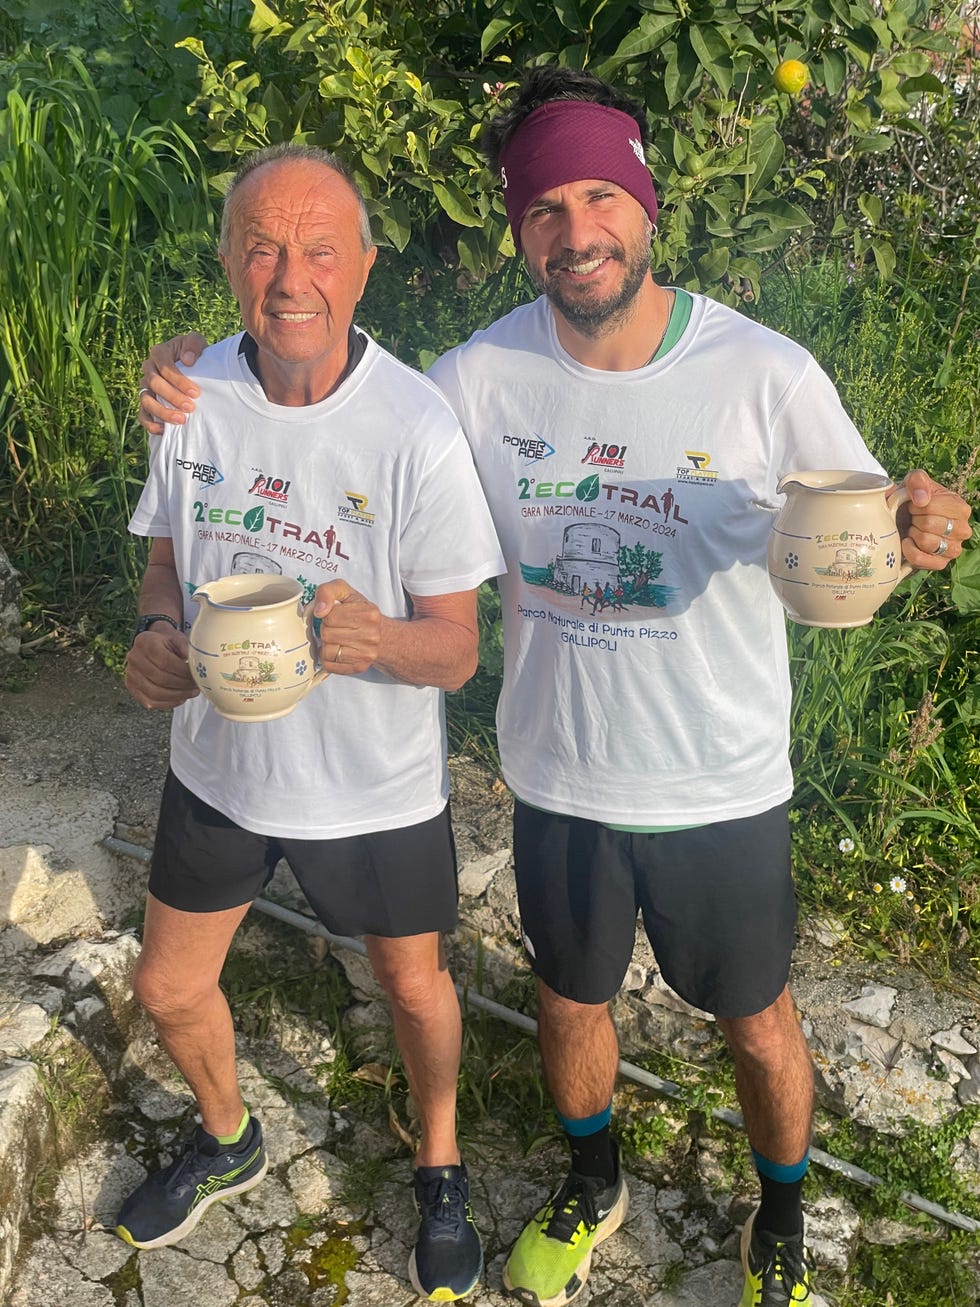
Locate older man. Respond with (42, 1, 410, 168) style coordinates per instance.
(137, 69, 971, 1307)
(120, 143, 502, 1305)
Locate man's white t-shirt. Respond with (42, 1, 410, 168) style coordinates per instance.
(429, 293, 885, 827)
(130, 331, 504, 839)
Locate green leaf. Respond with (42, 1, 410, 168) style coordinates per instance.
(857, 192, 883, 226)
(688, 25, 735, 95)
(696, 245, 731, 282)
(871, 238, 896, 279)
(250, 0, 284, 33)
(890, 50, 931, 77)
(481, 17, 517, 58)
(899, 73, 945, 95)
(664, 33, 701, 108)
(748, 126, 785, 197)
(950, 546, 980, 614)
(820, 48, 848, 97)
(606, 12, 680, 63)
(431, 178, 483, 227)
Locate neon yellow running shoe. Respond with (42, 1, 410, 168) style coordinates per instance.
(739, 1207, 813, 1305)
(502, 1153, 628, 1307)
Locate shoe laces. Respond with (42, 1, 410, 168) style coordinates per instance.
(158, 1126, 243, 1190)
(416, 1171, 467, 1239)
(754, 1232, 814, 1303)
(541, 1172, 604, 1243)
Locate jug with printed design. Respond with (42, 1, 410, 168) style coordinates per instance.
(188, 574, 328, 721)
(767, 470, 913, 628)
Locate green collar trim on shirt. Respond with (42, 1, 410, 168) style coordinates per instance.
(652, 287, 693, 362)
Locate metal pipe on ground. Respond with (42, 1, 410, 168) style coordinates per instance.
(103, 835, 980, 1234)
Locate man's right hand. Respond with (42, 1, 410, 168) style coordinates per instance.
(125, 628, 200, 710)
(139, 332, 209, 434)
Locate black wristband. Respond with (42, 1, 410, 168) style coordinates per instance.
(132, 613, 180, 643)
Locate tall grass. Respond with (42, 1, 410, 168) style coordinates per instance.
(760, 257, 980, 970)
(0, 48, 214, 619)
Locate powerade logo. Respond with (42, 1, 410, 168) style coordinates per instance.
(502, 434, 555, 465)
(176, 457, 224, 486)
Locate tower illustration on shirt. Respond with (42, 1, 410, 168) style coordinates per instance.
(519, 523, 678, 612)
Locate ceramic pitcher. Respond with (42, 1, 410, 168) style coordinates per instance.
(188, 574, 328, 721)
(767, 470, 913, 628)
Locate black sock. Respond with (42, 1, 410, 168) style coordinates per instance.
(565, 1123, 617, 1186)
(756, 1172, 805, 1238)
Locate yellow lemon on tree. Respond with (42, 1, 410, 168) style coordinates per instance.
(773, 58, 809, 95)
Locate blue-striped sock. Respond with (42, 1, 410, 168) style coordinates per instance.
(753, 1148, 808, 1237)
(557, 1104, 616, 1185)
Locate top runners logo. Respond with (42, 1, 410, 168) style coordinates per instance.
(338, 490, 376, 527)
(676, 450, 719, 484)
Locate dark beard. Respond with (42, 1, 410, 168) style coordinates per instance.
(530, 240, 651, 338)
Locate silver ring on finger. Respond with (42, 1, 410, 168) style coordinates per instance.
(934, 537, 949, 556)
(942, 518, 954, 537)
(138, 387, 150, 398)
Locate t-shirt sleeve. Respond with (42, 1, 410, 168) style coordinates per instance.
(770, 357, 887, 486)
(398, 403, 505, 596)
(128, 428, 175, 538)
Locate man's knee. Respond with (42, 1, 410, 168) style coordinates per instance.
(538, 981, 611, 1030)
(367, 935, 450, 1013)
(718, 986, 809, 1066)
(132, 953, 216, 1023)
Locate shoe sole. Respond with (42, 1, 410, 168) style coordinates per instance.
(115, 1155, 269, 1250)
(407, 1247, 484, 1302)
(738, 1209, 758, 1307)
(502, 1181, 630, 1307)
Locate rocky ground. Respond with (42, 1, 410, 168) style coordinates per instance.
(2, 648, 979, 1306)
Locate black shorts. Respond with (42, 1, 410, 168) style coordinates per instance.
(513, 799, 796, 1019)
(149, 770, 458, 938)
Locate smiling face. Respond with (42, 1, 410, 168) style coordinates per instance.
(220, 158, 376, 404)
(519, 179, 652, 338)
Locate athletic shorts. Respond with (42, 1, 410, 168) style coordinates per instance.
(148, 769, 458, 938)
(513, 799, 795, 1019)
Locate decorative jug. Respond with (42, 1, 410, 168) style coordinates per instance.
(188, 574, 328, 721)
(767, 470, 913, 628)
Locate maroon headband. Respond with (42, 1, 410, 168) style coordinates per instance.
(498, 100, 658, 252)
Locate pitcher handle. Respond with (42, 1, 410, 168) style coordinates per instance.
(887, 483, 916, 581)
(303, 599, 332, 686)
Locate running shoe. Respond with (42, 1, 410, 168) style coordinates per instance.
(502, 1148, 629, 1307)
(408, 1162, 484, 1302)
(115, 1116, 268, 1249)
(739, 1206, 813, 1305)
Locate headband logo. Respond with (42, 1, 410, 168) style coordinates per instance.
(629, 137, 644, 163)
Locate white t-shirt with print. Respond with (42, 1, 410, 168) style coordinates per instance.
(429, 293, 886, 826)
(130, 331, 504, 839)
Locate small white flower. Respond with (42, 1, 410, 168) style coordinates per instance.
(889, 875, 907, 894)
(838, 838, 855, 854)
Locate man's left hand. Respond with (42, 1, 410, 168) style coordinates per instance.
(313, 580, 382, 676)
(893, 469, 972, 571)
